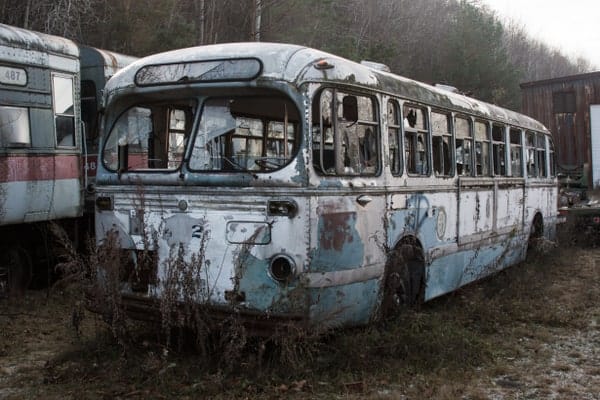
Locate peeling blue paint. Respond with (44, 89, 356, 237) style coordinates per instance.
(308, 278, 380, 328)
(425, 233, 525, 300)
(309, 211, 365, 272)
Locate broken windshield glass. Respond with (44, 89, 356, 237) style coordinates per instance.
(189, 96, 299, 172)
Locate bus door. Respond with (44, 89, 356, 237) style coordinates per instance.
(494, 128, 526, 236)
(308, 89, 386, 326)
(456, 118, 495, 245)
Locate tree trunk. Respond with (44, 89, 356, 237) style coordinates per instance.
(253, 0, 261, 41)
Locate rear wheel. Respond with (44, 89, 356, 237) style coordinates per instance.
(381, 241, 424, 318)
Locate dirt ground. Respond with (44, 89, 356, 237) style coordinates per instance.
(0, 244, 599, 399)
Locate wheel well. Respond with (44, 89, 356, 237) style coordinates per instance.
(531, 212, 544, 239)
(381, 235, 426, 316)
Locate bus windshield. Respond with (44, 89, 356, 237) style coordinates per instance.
(102, 95, 300, 173)
(103, 101, 195, 171)
(189, 96, 299, 172)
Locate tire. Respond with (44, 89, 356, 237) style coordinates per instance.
(381, 242, 424, 318)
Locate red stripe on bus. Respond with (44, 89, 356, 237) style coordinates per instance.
(0, 154, 81, 183)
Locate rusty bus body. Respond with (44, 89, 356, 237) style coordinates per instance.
(0, 23, 136, 296)
(94, 43, 559, 330)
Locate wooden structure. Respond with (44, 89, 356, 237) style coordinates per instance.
(521, 71, 600, 187)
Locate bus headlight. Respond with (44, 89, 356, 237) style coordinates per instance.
(269, 255, 296, 283)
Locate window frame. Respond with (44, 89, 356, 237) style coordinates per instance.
(0, 105, 31, 148)
(509, 127, 523, 177)
(52, 73, 76, 148)
(312, 88, 380, 177)
(387, 99, 403, 176)
(454, 115, 473, 177)
(403, 102, 430, 177)
(474, 119, 491, 177)
(491, 123, 507, 176)
(431, 109, 453, 177)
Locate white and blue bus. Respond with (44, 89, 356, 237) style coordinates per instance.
(94, 43, 558, 330)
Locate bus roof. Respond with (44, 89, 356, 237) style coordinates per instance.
(80, 45, 139, 79)
(105, 42, 548, 133)
(0, 23, 79, 58)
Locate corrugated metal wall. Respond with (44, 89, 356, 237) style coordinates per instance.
(521, 72, 600, 187)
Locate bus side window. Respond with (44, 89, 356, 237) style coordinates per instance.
(431, 110, 452, 176)
(455, 116, 472, 176)
(312, 89, 335, 173)
(492, 124, 506, 176)
(404, 104, 429, 176)
(526, 131, 536, 177)
(548, 137, 556, 177)
(509, 128, 523, 177)
(536, 132, 547, 177)
(0, 106, 31, 147)
(312, 89, 379, 176)
(474, 120, 490, 176)
(388, 100, 402, 175)
(53, 74, 76, 147)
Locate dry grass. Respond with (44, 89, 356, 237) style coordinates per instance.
(1, 235, 599, 399)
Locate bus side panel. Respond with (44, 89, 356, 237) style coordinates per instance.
(425, 234, 525, 300)
(496, 184, 525, 233)
(458, 188, 494, 244)
(0, 155, 82, 224)
(525, 184, 558, 239)
(306, 194, 385, 327)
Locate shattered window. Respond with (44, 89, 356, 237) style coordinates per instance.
(510, 128, 523, 177)
(527, 131, 547, 178)
(536, 133, 547, 177)
(474, 120, 490, 176)
(404, 104, 429, 176)
(189, 96, 298, 172)
(455, 116, 472, 176)
(388, 100, 402, 175)
(103, 102, 194, 171)
(549, 137, 555, 177)
(492, 124, 506, 176)
(312, 89, 379, 176)
(431, 110, 452, 177)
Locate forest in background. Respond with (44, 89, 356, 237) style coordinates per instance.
(0, 0, 593, 111)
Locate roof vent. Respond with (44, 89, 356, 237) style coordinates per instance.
(435, 83, 459, 93)
(360, 60, 391, 72)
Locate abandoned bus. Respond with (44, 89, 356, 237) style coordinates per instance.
(0, 23, 136, 296)
(94, 43, 558, 330)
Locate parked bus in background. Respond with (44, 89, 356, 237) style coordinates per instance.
(93, 43, 558, 331)
(79, 45, 138, 203)
(0, 23, 136, 297)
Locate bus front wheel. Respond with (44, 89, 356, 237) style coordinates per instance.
(381, 242, 424, 318)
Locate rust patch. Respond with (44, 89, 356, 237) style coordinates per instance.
(319, 212, 355, 251)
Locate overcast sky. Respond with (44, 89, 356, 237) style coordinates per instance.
(478, 0, 600, 69)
